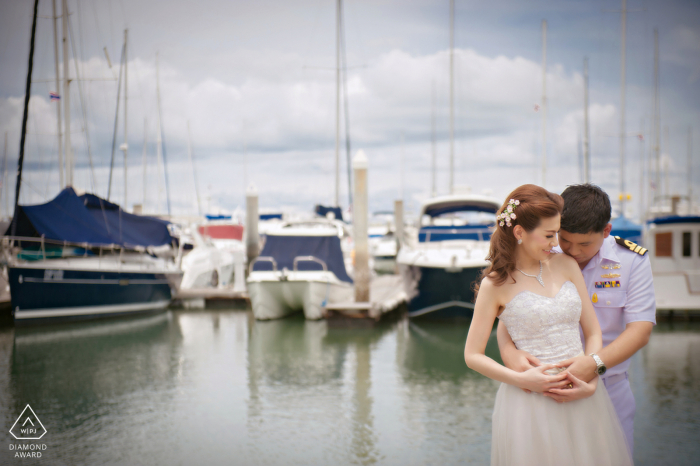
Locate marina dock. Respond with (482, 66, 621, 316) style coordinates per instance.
(324, 274, 408, 320)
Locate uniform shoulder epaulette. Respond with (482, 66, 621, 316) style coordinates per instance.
(614, 236, 647, 256)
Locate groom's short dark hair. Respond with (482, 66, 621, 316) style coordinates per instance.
(560, 184, 611, 234)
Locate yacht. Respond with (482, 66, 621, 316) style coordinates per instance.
(247, 220, 354, 320)
(644, 215, 700, 311)
(397, 194, 498, 319)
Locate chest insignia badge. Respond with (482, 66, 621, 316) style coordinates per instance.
(601, 265, 611, 269)
(612, 264, 622, 269)
(592, 293, 598, 303)
(601, 273, 621, 278)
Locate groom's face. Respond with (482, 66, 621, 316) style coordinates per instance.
(558, 223, 612, 268)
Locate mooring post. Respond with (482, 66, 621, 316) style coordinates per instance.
(245, 183, 260, 266)
(353, 150, 369, 303)
(394, 199, 404, 251)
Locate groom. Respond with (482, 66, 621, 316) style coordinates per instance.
(497, 183, 656, 454)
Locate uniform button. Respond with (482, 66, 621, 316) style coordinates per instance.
(606, 300, 611, 305)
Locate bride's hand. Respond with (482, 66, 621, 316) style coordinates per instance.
(516, 364, 569, 393)
(501, 349, 542, 393)
(543, 372, 597, 403)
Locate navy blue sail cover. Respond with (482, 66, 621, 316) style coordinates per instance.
(6, 187, 173, 248)
(253, 234, 353, 283)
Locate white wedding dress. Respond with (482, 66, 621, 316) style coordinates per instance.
(493, 281, 633, 466)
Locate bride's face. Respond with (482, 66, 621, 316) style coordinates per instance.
(520, 215, 560, 261)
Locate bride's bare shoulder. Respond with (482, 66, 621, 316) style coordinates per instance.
(548, 252, 579, 274)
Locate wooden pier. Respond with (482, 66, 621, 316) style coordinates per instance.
(323, 274, 407, 322)
(173, 287, 249, 309)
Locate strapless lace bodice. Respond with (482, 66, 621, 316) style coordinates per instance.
(498, 281, 583, 364)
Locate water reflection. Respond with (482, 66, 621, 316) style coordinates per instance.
(634, 322, 700, 466)
(0, 311, 697, 465)
(0, 313, 184, 465)
(246, 316, 395, 465)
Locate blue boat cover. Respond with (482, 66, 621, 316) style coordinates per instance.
(647, 215, 700, 225)
(610, 216, 643, 245)
(205, 214, 232, 220)
(253, 234, 352, 283)
(260, 213, 283, 220)
(315, 205, 343, 221)
(6, 187, 173, 248)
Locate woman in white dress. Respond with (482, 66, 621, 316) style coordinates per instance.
(464, 184, 632, 466)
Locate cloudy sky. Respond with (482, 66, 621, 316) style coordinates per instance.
(1, 0, 699, 220)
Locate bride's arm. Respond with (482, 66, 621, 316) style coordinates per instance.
(464, 278, 567, 393)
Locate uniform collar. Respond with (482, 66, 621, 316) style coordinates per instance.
(600, 235, 620, 263)
(584, 235, 619, 272)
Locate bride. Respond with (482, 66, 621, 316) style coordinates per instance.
(463, 184, 632, 466)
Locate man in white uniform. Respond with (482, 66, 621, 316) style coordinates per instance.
(497, 184, 655, 454)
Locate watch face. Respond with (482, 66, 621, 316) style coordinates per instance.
(597, 366, 607, 375)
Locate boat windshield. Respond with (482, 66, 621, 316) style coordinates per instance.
(421, 211, 496, 227)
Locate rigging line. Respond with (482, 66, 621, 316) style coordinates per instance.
(13, 0, 40, 238)
(107, 40, 125, 201)
(68, 10, 97, 193)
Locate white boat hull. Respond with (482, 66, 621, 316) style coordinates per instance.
(248, 271, 354, 320)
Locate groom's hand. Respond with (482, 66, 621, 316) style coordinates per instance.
(557, 354, 597, 383)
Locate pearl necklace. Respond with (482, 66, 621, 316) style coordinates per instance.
(516, 260, 545, 287)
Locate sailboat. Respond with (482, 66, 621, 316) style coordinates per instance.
(3, 1, 183, 324)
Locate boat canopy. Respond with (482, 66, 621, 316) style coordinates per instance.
(6, 187, 174, 248)
(648, 215, 700, 225)
(253, 234, 352, 283)
(315, 204, 344, 221)
(421, 195, 500, 218)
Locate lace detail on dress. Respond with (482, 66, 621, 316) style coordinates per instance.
(498, 281, 583, 364)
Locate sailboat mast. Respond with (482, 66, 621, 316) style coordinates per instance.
(688, 127, 693, 213)
(335, 0, 341, 207)
(13, 0, 39, 233)
(2, 132, 7, 217)
(156, 52, 171, 216)
(142, 118, 147, 212)
(62, 0, 72, 187)
(52, 0, 64, 188)
(123, 29, 129, 210)
(431, 81, 437, 197)
(583, 57, 590, 183)
(541, 19, 547, 188)
(187, 121, 202, 216)
(449, 0, 455, 195)
(619, 0, 627, 215)
(653, 29, 660, 207)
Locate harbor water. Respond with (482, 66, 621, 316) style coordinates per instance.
(0, 308, 698, 465)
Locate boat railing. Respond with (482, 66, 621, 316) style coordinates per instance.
(0, 235, 172, 264)
(249, 256, 278, 274)
(293, 256, 328, 272)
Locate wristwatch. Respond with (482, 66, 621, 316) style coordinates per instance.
(589, 353, 607, 376)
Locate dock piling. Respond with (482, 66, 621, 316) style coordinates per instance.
(353, 150, 369, 303)
(394, 199, 404, 250)
(246, 183, 260, 264)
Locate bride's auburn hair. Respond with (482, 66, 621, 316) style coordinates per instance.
(475, 184, 564, 294)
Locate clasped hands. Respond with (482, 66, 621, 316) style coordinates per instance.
(509, 350, 598, 403)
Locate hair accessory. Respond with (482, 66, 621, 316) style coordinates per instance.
(497, 199, 520, 227)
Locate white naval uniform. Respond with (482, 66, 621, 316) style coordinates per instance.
(558, 234, 656, 454)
